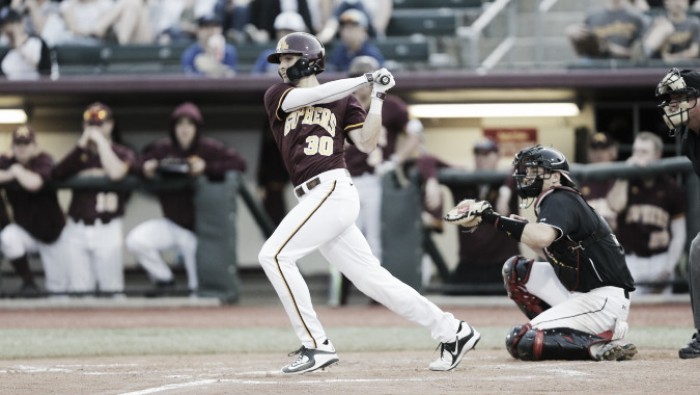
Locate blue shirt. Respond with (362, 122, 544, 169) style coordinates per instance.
(327, 41, 384, 72)
(181, 42, 238, 75)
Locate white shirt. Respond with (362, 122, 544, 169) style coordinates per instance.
(1, 36, 44, 80)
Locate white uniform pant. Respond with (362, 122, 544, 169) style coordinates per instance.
(126, 218, 198, 290)
(625, 253, 671, 295)
(0, 224, 69, 293)
(63, 219, 124, 293)
(525, 261, 630, 339)
(258, 169, 460, 349)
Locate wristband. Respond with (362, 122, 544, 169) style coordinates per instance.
(482, 211, 526, 242)
(365, 73, 374, 83)
(374, 91, 386, 100)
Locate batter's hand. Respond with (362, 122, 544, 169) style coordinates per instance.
(371, 68, 395, 92)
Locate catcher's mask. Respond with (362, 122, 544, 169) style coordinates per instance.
(512, 145, 574, 207)
(267, 32, 325, 83)
(656, 68, 700, 137)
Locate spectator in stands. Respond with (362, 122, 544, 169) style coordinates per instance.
(642, 0, 700, 61)
(244, 0, 313, 43)
(326, 9, 384, 72)
(417, 139, 520, 289)
(0, 6, 52, 80)
(251, 10, 307, 74)
(327, 55, 422, 306)
(565, 0, 648, 59)
(59, 0, 154, 46)
(150, 0, 198, 45)
(579, 132, 620, 230)
(126, 102, 247, 295)
(608, 131, 686, 294)
(8, 0, 66, 47)
(316, 0, 392, 44)
(52, 102, 137, 297)
(181, 14, 237, 77)
(214, 0, 251, 44)
(0, 125, 68, 297)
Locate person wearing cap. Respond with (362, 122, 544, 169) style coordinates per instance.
(52, 102, 138, 297)
(579, 132, 620, 230)
(0, 125, 67, 296)
(0, 6, 52, 80)
(327, 55, 422, 306)
(414, 139, 520, 289)
(251, 11, 308, 75)
(125, 102, 247, 294)
(245, 0, 314, 44)
(642, 0, 700, 61)
(181, 14, 237, 77)
(607, 131, 686, 296)
(326, 8, 384, 72)
(316, 0, 392, 45)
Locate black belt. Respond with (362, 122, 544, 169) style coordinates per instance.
(294, 177, 321, 198)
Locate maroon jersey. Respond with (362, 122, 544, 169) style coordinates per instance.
(616, 175, 686, 257)
(264, 82, 367, 185)
(0, 153, 65, 243)
(52, 143, 137, 224)
(344, 95, 409, 176)
(580, 179, 616, 201)
(140, 137, 247, 230)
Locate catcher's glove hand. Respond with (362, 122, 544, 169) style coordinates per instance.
(443, 199, 492, 232)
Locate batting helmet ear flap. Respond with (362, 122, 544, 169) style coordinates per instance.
(286, 57, 314, 82)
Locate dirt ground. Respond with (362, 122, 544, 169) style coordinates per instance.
(0, 302, 698, 395)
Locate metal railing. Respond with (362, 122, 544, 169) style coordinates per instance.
(458, 0, 516, 71)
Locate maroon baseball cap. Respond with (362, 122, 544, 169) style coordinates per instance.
(83, 102, 113, 125)
(589, 132, 615, 149)
(11, 125, 36, 145)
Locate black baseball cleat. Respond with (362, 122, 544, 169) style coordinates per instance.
(679, 333, 700, 359)
(594, 341, 637, 361)
(282, 340, 339, 374)
(429, 321, 480, 371)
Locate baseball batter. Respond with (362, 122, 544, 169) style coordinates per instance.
(449, 146, 637, 361)
(0, 126, 67, 295)
(52, 102, 137, 296)
(260, 32, 479, 374)
(655, 67, 700, 358)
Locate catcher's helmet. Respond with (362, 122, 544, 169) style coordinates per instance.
(512, 145, 575, 202)
(267, 32, 325, 82)
(656, 68, 700, 137)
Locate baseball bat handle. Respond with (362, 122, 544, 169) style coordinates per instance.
(379, 75, 391, 85)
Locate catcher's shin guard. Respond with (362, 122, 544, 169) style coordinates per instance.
(505, 324, 531, 358)
(502, 255, 551, 319)
(513, 327, 608, 361)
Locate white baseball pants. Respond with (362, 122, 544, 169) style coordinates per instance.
(259, 169, 461, 349)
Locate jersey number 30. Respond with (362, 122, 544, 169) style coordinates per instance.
(304, 135, 333, 156)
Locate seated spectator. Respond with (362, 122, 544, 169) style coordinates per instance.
(316, 0, 392, 44)
(150, 0, 198, 45)
(214, 0, 251, 44)
(52, 102, 138, 297)
(642, 0, 700, 61)
(251, 10, 307, 74)
(244, 0, 313, 43)
(565, 0, 647, 59)
(0, 125, 68, 297)
(126, 102, 247, 294)
(181, 14, 237, 77)
(8, 0, 66, 48)
(59, 0, 153, 46)
(0, 6, 52, 80)
(326, 9, 384, 72)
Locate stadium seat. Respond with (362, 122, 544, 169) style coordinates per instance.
(375, 37, 431, 70)
(54, 45, 105, 75)
(386, 9, 459, 36)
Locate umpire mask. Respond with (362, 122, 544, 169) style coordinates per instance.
(656, 68, 700, 137)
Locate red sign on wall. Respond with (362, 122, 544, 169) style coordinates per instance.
(483, 128, 538, 159)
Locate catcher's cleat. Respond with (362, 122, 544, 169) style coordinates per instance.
(594, 341, 637, 361)
(679, 333, 700, 359)
(281, 340, 339, 374)
(429, 321, 480, 371)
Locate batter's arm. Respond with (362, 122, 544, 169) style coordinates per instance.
(347, 97, 384, 153)
(281, 75, 372, 113)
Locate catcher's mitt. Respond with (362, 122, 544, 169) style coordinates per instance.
(443, 199, 492, 231)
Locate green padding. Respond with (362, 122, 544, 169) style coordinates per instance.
(380, 173, 424, 292)
(194, 172, 240, 303)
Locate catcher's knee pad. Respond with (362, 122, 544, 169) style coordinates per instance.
(505, 324, 531, 359)
(502, 255, 551, 319)
(515, 327, 607, 361)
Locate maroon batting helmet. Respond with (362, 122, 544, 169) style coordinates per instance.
(267, 32, 325, 81)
